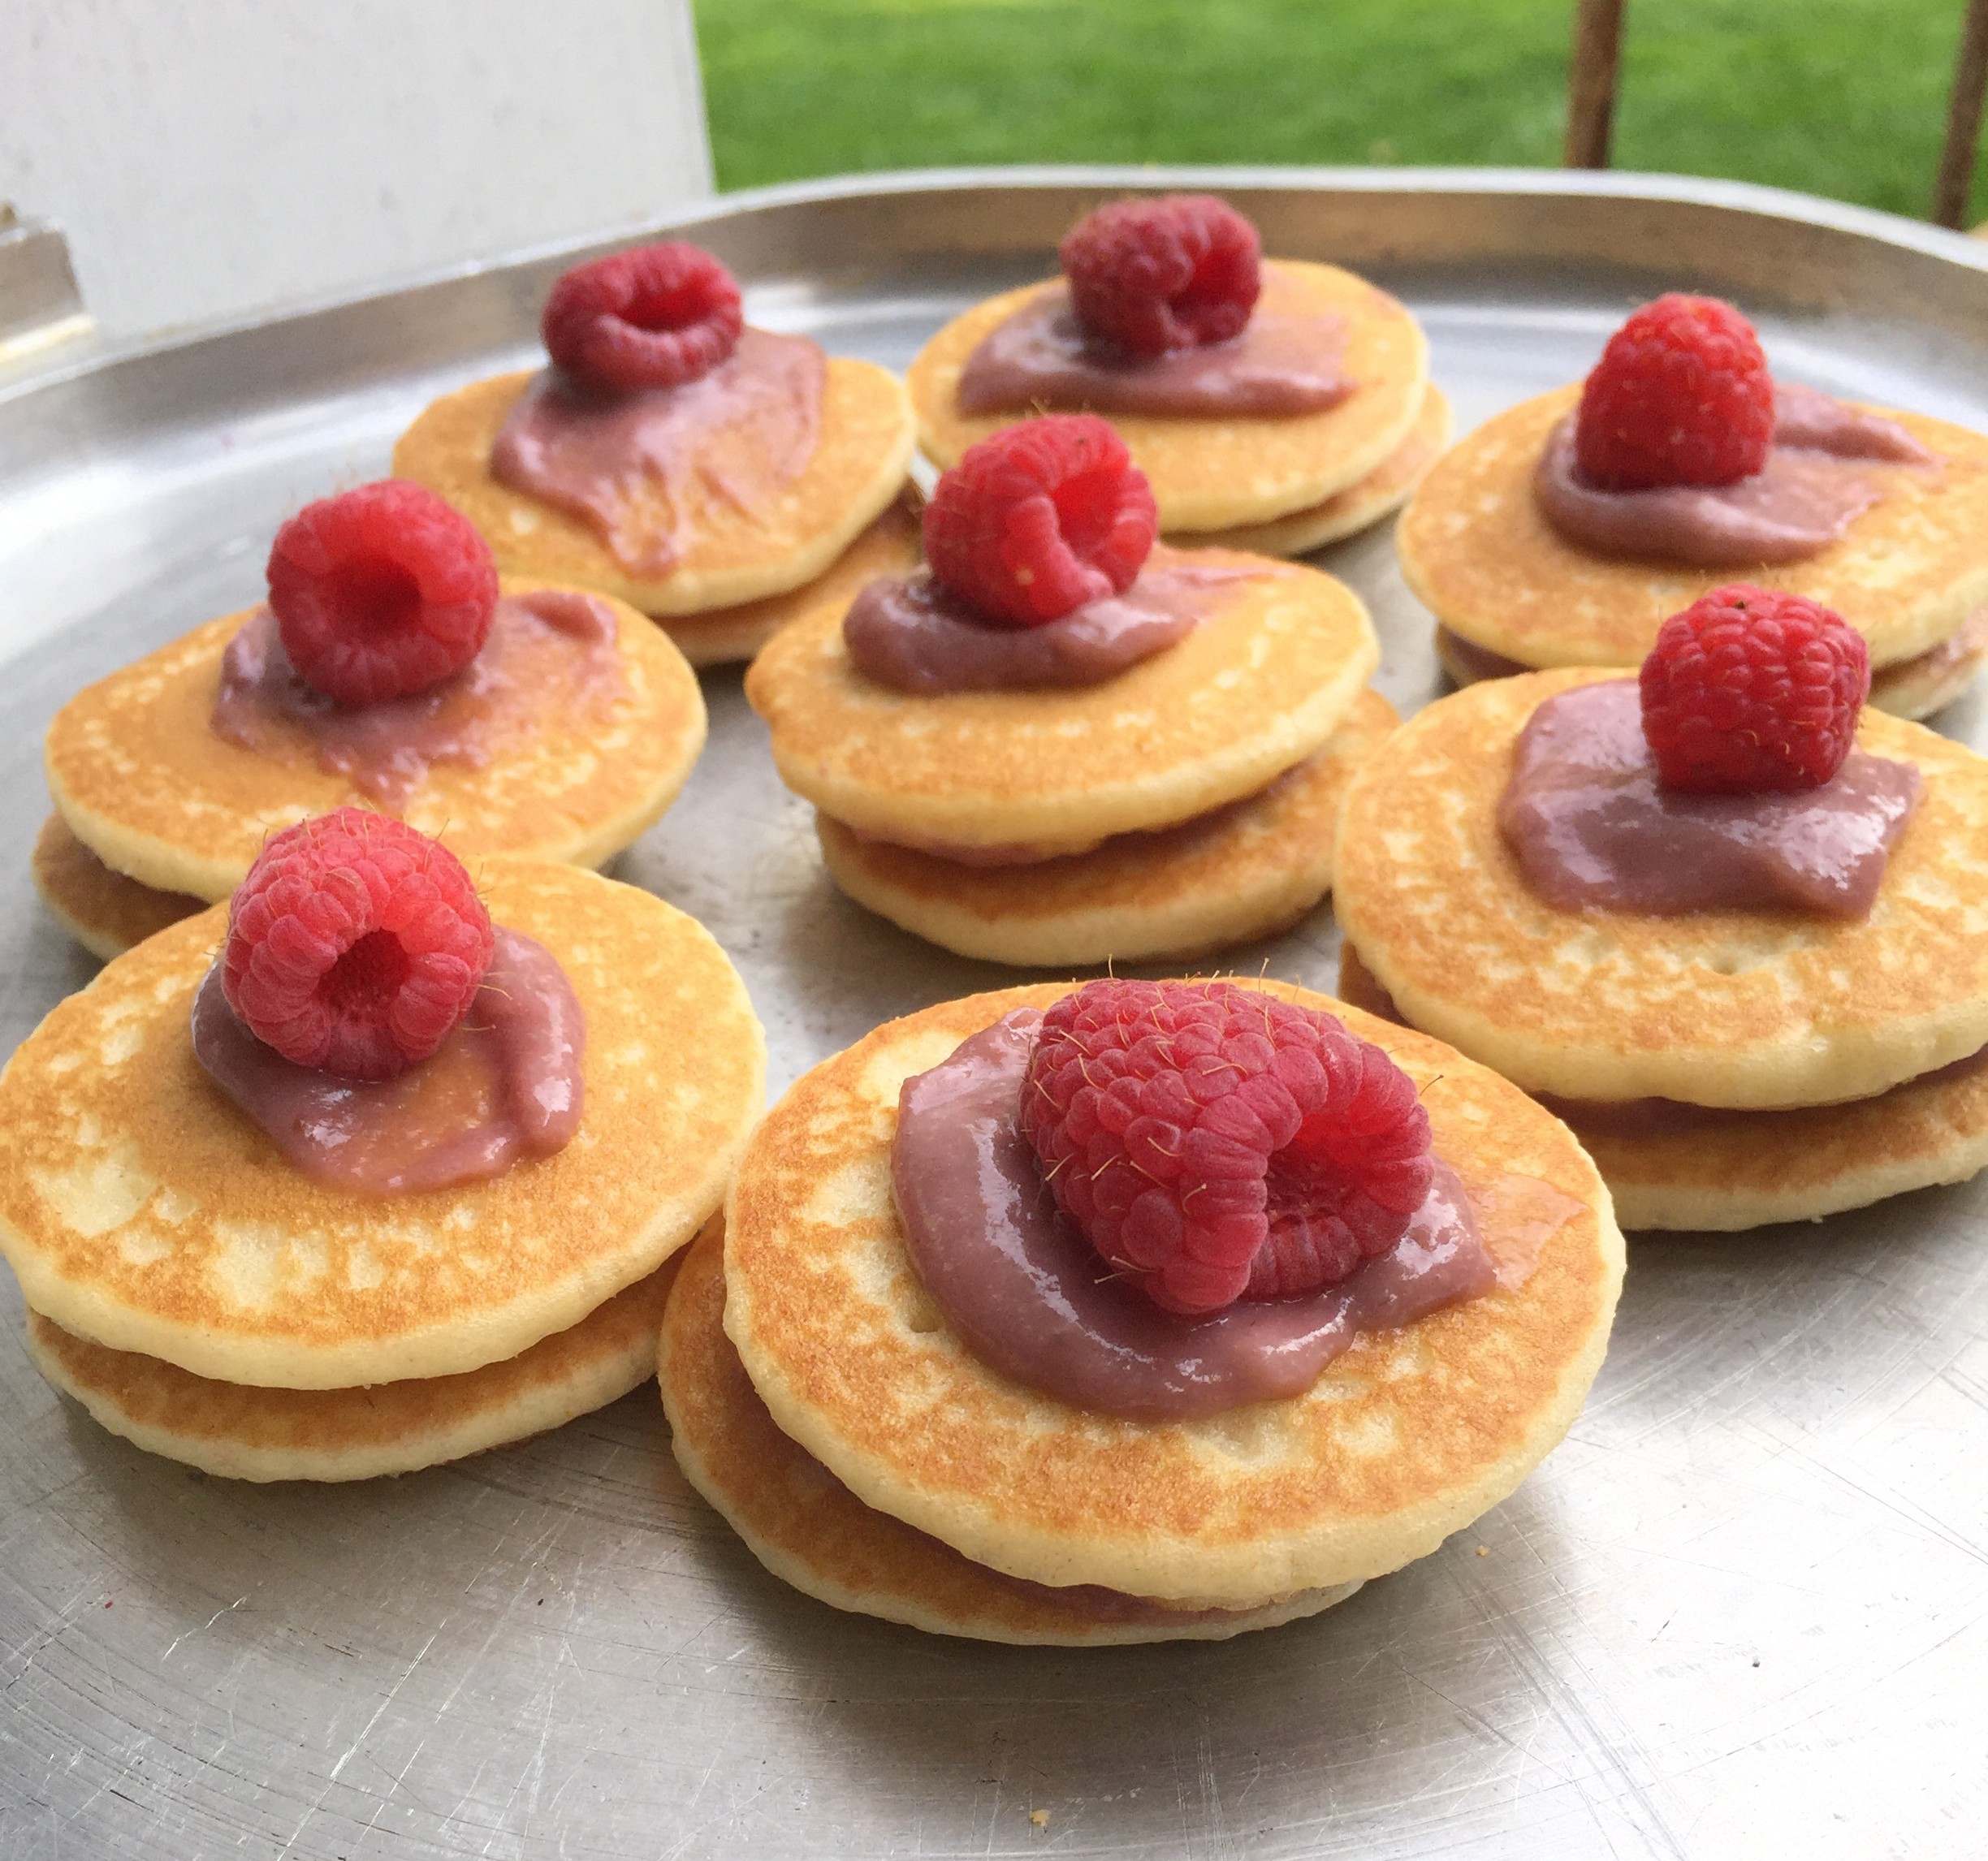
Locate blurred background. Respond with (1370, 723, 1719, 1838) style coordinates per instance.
(694, 0, 1974, 222)
(2, 0, 1982, 343)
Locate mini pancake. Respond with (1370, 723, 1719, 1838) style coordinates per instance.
(33, 813, 202, 961)
(1433, 607, 1988, 722)
(815, 688, 1399, 966)
(0, 859, 765, 1389)
(1398, 386, 1988, 672)
(1177, 385, 1451, 558)
(1337, 943, 1988, 1230)
(45, 576, 704, 904)
(909, 262, 1430, 532)
(745, 547, 1378, 856)
(28, 1249, 684, 1483)
(392, 357, 915, 616)
(660, 1220, 1362, 1643)
(663, 494, 922, 668)
(722, 982, 1623, 1605)
(1332, 668, 1988, 1111)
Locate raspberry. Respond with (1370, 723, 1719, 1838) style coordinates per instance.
(222, 810, 495, 1081)
(1021, 980, 1434, 1315)
(922, 415, 1157, 627)
(267, 481, 498, 706)
(1575, 294, 1774, 490)
(541, 242, 743, 391)
(1640, 584, 1871, 792)
(1059, 195, 1261, 356)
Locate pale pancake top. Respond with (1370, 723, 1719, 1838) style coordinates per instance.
(0, 860, 766, 1388)
(1180, 382, 1450, 556)
(28, 1250, 681, 1483)
(1333, 669, 1988, 1108)
(663, 494, 923, 667)
(1398, 386, 1988, 671)
(33, 812, 203, 962)
(392, 356, 915, 615)
(661, 1220, 1359, 1643)
(745, 547, 1378, 852)
(908, 262, 1430, 531)
(723, 982, 1623, 1604)
(45, 577, 704, 904)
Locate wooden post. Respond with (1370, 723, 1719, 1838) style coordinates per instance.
(1934, 0, 1988, 227)
(1565, 0, 1627, 170)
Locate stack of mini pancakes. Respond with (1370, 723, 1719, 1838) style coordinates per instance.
(1, 861, 764, 1480)
(908, 257, 1450, 559)
(660, 984, 1624, 1646)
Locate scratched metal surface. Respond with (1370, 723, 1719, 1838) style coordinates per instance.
(1, 171, 1986, 1861)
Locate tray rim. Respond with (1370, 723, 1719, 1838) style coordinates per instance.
(6, 162, 1987, 403)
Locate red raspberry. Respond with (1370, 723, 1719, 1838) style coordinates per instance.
(1058, 195, 1261, 356)
(223, 810, 495, 1081)
(1640, 584, 1870, 792)
(267, 481, 498, 706)
(1575, 294, 1775, 490)
(541, 242, 742, 391)
(1021, 980, 1434, 1316)
(922, 415, 1157, 627)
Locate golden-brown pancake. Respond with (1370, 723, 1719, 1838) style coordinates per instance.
(28, 1250, 683, 1483)
(1398, 386, 1988, 672)
(746, 547, 1378, 856)
(45, 576, 704, 904)
(662, 494, 922, 667)
(660, 1220, 1362, 1643)
(1433, 605, 1988, 721)
(392, 356, 914, 615)
(1337, 943, 1988, 1230)
(0, 859, 765, 1388)
(815, 688, 1398, 966)
(909, 263, 1429, 531)
(723, 982, 1623, 1604)
(32, 813, 203, 961)
(1333, 669, 1988, 1110)
(1177, 386, 1450, 558)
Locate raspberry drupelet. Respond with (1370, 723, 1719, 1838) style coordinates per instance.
(1575, 294, 1775, 491)
(1021, 979, 1435, 1315)
(1059, 195, 1262, 356)
(266, 480, 499, 706)
(223, 810, 495, 1082)
(1640, 583, 1871, 792)
(541, 242, 743, 392)
(921, 414, 1159, 627)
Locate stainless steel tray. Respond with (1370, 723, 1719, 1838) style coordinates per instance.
(2, 169, 1986, 1861)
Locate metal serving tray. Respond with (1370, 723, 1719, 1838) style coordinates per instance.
(2, 170, 1986, 1861)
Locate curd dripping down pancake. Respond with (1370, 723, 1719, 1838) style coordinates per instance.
(1398, 386, 1988, 675)
(0, 859, 766, 1389)
(45, 578, 705, 905)
(746, 546, 1379, 857)
(815, 687, 1398, 967)
(1432, 606, 1988, 723)
(392, 357, 915, 617)
(1332, 669, 1988, 1112)
(1175, 385, 1451, 557)
(28, 1250, 683, 1483)
(660, 1220, 1362, 1643)
(721, 982, 1623, 1606)
(661, 494, 922, 667)
(32, 813, 203, 961)
(909, 262, 1430, 533)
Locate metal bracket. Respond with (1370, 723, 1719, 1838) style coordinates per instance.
(0, 209, 95, 365)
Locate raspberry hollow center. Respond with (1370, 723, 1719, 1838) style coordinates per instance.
(322, 929, 412, 1022)
(327, 558, 423, 642)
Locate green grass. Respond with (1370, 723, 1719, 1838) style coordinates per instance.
(694, 0, 1978, 223)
